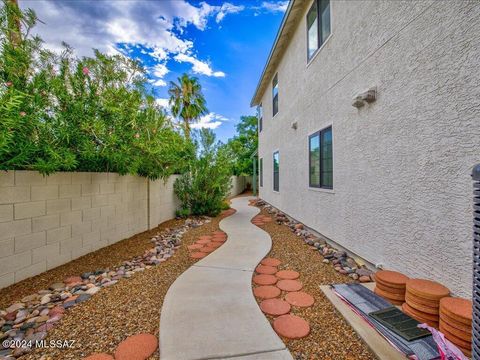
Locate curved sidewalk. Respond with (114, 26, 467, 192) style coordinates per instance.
(159, 196, 292, 360)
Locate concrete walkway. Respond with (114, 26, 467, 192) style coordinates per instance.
(159, 196, 292, 360)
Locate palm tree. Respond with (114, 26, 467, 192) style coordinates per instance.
(168, 74, 208, 140)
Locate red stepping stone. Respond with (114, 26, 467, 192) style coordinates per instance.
(261, 258, 281, 267)
(196, 239, 211, 245)
(191, 252, 207, 259)
(84, 354, 114, 360)
(188, 244, 204, 250)
(276, 270, 300, 280)
(253, 274, 277, 286)
(253, 286, 281, 299)
(206, 242, 222, 249)
(256, 265, 277, 275)
(198, 235, 212, 241)
(64, 276, 82, 284)
(211, 238, 226, 243)
(406, 279, 450, 301)
(114, 333, 158, 360)
(200, 247, 215, 254)
(260, 298, 291, 316)
(273, 314, 310, 339)
(277, 280, 302, 292)
(285, 292, 315, 307)
(212, 231, 225, 235)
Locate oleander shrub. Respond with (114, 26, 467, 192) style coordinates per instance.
(174, 129, 233, 216)
(0, 1, 187, 179)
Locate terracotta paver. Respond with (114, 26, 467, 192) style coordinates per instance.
(440, 320, 471, 341)
(211, 238, 226, 243)
(276, 280, 302, 292)
(199, 235, 213, 241)
(253, 285, 281, 299)
(375, 281, 406, 294)
(374, 270, 409, 288)
(206, 242, 222, 249)
(261, 258, 281, 267)
(200, 247, 215, 254)
(253, 274, 278, 286)
(197, 239, 211, 245)
(373, 287, 405, 301)
(285, 292, 314, 307)
(439, 325, 471, 349)
(402, 303, 438, 321)
(212, 231, 225, 235)
(188, 244, 204, 250)
(401, 303, 438, 328)
(256, 265, 278, 275)
(406, 296, 439, 315)
(440, 311, 471, 332)
(405, 292, 439, 307)
(439, 297, 472, 324)
(260, 298, 291, 316)
(273, 314, 310, 339)
(191, 252, 207, 259)
(406, 279, 450, 300)
(84, 354, 114, 360)
(276, 270, 300, 280)
(114, 333, 158, 360)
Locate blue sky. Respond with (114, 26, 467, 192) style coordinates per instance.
(20, 0, 287, 143)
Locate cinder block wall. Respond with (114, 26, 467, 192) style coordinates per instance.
(148, 175, 180, 229)
(0, 170, 149, 289)
(0, 171, 247, 288)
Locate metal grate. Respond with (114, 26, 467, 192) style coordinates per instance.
(473, 163, 480, 360)
(369, 307, 431, 341)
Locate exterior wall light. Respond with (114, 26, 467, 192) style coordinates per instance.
(352, 87, 377, 108)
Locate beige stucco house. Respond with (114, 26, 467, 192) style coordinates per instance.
(251, 0, 480, 297)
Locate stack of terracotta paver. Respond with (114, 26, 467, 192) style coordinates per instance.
(439, 297, 472, 357)
(401, 279, 450, 329)
(373, 270, 409, 305)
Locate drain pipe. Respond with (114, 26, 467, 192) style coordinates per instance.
(473, 163, 480, 359)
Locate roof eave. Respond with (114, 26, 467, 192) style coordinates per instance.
(250, 0, 296, 107)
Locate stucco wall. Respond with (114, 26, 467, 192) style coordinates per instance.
(257, 0, 480, 296)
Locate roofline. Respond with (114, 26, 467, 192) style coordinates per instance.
(250, 0, 296, 107)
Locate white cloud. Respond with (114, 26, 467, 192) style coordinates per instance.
(20, 0, 232, 81)
(260, 1, 289, 13)
(155, 98, 170, 109)
(215, 3, 245, 23)
(191, 113, 229, 129)
(174, 53, 225, 77)
(150, 79, 167, 87)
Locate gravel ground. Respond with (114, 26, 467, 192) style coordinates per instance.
(254, 208, 376, 360)
(0, 219, 183, 310)
(16, 211, 231, 360)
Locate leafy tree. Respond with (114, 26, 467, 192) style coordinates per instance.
(0, 0, 188, 179)
(174, 129, 233, 216)
(226, 115, 258, 175)
(168, 74, 208, 140)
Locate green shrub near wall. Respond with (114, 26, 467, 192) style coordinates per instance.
(0, 1, 188, 180)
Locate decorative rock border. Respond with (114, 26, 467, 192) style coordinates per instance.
(0, 218, 210, 359)
(252, 199, 375, 283)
